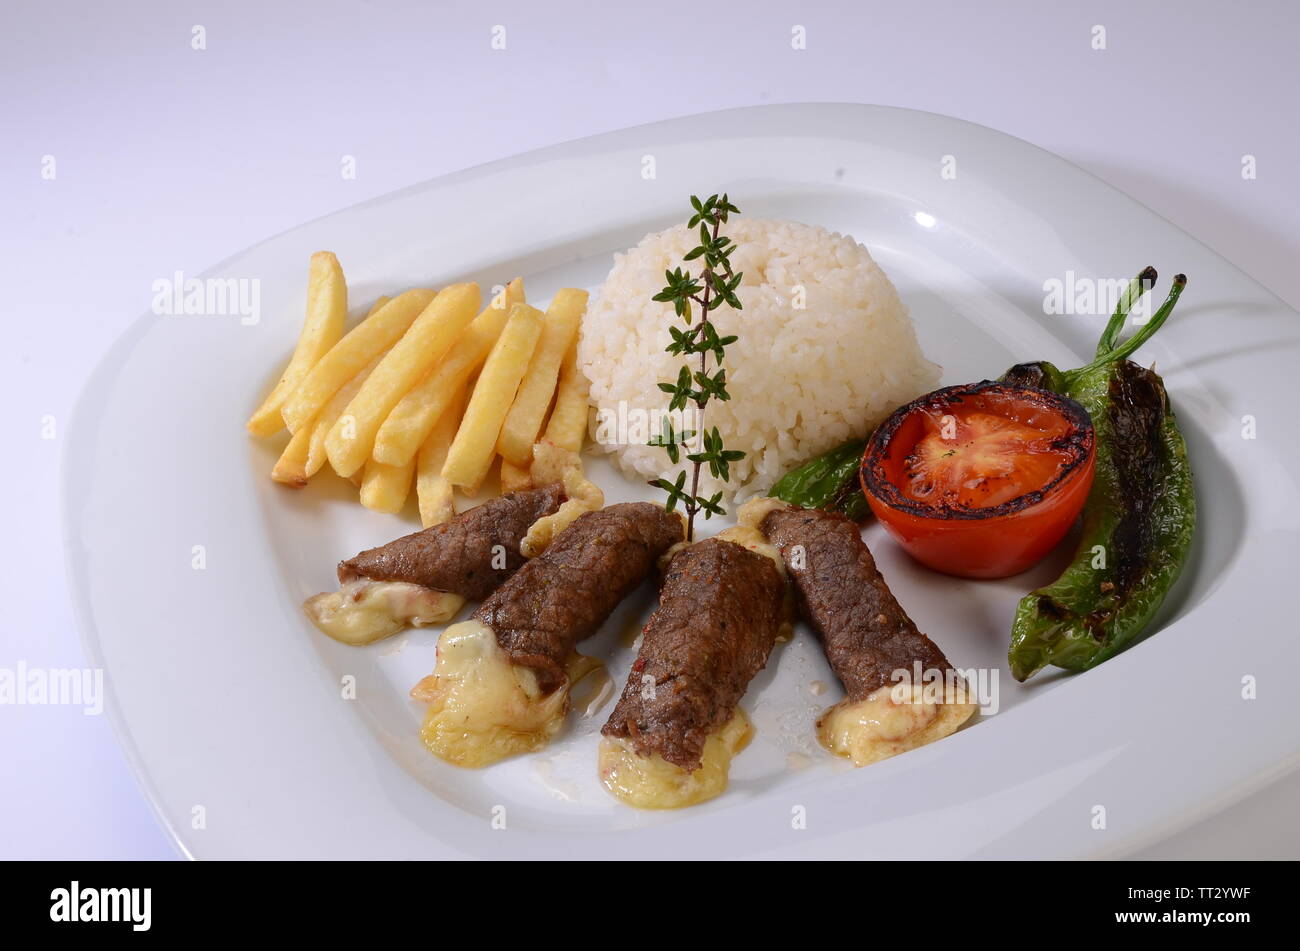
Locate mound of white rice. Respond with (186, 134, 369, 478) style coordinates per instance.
(578, 219, 940, 501)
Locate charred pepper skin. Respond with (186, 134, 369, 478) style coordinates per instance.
(1001, 273, 1196, 680)
(770, 437, 870, 519)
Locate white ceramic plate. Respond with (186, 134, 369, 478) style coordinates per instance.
(65, 104, 1300, 859)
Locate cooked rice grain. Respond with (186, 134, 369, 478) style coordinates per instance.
(578, 219, 940, 500)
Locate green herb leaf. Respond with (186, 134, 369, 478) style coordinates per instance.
(697, 492, 726, 517)
(648, 191, 746, 537)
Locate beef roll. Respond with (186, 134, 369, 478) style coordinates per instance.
(413, 502, 684, 768)
(303, 484, 565, 645)
(758, 501, 976, 767)
(339, 483, 564, 598)
(600, 528, 786, 809)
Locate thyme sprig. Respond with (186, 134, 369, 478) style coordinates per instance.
(647, 193, 745, 540)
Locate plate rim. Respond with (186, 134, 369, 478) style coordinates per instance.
(63, 101, 1300, 860)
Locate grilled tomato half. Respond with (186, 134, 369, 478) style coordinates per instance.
(860, 381, 1096, 579)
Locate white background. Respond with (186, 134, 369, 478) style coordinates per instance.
(2, 0, 1297, 859)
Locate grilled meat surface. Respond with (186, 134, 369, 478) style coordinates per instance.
(337, 484, 565, 600)
(476, 502, 684, 694)
(760, 506, 953, 699)
(602, 537, 784, 771)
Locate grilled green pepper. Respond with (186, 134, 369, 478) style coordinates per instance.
(770, 436, 870, 520)
(1002, 271, 1196, 680)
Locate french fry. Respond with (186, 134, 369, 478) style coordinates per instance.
(305, 349, 388, 477)
(271, 426, 312, 487)
(496, 288, 587, 467)
(359, 457, 415, 514)
(325, 283, 480, 478)
(521, 346, 594, 554)
(441, 303, 544, 491)
(499, 458, 533, 494)
(415, 386, 465, 528)
(290, 297, 390, 478)
(280, 287, 435, 434)
(371, 278, 524, 467)
(543, 341, 589, 452)
(247, 252, 348, 437)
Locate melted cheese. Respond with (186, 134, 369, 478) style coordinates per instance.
(817, 681, 976, 767)
(735, 495, 791, 531)
(597, 711, 752, 809)
(715, 523, 785, 576)
(520, 442, 606, 557)
(412, 619, 598, 768)
(303, 580, 464, 645)
(654, 498, 787, 577)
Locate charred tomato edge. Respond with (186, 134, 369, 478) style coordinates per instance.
(860, 380, 1095, 522)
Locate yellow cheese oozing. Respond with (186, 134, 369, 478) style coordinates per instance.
(817, 681, 976, 767)
(717, 522, 784, 577)
(601, 501, 789, 809)
(519, 441, 605, 558)
(303, 580, 464, 645)
(597, 710, 752, 809)
(412, 619, 598, 768)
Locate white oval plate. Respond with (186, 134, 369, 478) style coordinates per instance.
(65, 104, 1300, 859)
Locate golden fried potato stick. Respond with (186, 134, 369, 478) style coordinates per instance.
(305, 349, 388, 478)
(415, 385, 465, 528)
(271, 426, 312, 487)
(371, 278, 525, 467)
(277, 296, 395, 483)
(499, 458, 533, 493)
(441, 303, 543, 491)
(325, 283, 480, 478)
(542, 340, 589, 452)
(496, 288, 587, 467)
(360, 456, 416, 514)
(280, 287, 436, 434)
(247, 252, 348, 437)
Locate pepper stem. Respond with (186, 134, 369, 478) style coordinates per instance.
(1066, 274, 1186, 384)
(1096, 266, 1157, 357)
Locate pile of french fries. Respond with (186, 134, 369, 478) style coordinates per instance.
(247, 252, 591, 528)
